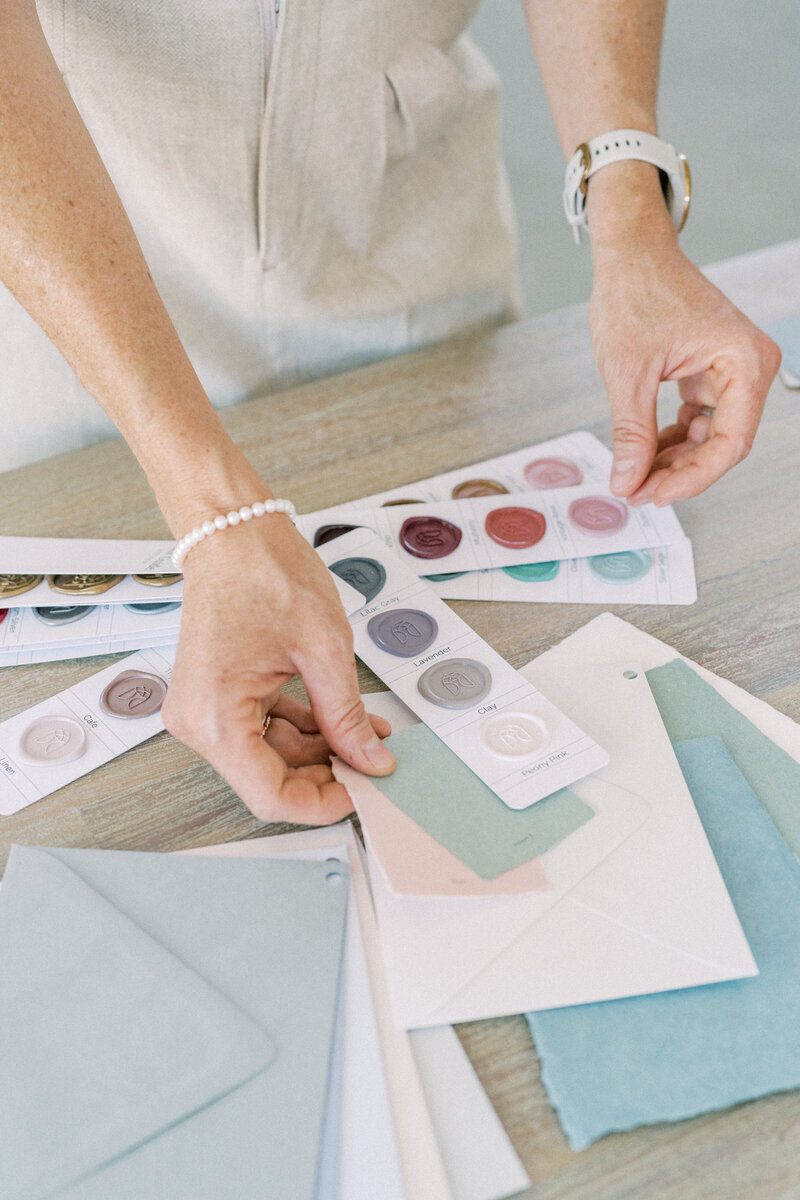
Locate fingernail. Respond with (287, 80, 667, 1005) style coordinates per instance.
(363, 738, 395, 770)
(611, 459, 637, 483)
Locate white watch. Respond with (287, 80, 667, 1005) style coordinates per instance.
(563, 129, 691, 244)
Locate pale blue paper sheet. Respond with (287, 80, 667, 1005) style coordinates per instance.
(766, 314, 800, 375)
(0, 847, 348, 1200)
(527, 737, 800, 1150)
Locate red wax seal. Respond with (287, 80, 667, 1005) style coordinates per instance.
(399, 516, 463, 560)
(484, 506, 547, 549)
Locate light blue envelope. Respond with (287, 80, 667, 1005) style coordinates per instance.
(527, 737, 800, 1149)
(0, 847, 348, 1200)
(373, 722, 593, 879)
(646, 657, 800, 853)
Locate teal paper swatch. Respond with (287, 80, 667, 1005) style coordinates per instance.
(373, 722, 593, 879)
(0, 847, 348, 1200)
(527, 737, 800, 1150)
(646, 658, 800, 853)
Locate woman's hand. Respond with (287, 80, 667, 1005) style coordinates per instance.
(587, 166, 781, 507)
(161, 505, 396, 825)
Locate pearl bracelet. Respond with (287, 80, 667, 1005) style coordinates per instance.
(170, 497, 297, 569)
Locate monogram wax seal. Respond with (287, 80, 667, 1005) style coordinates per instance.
(47, 574, 125, 595)
(0, 574, 43, 599)
(417, 657, 492, 709)
(479, 712, 548, 759)
(399, 516, 463, 560)
(367, 608, 439, 658)
(99, 669, 168, 718)
(17, 714, 89, 766)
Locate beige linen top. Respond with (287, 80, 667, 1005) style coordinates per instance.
(2, 0, 522, 471)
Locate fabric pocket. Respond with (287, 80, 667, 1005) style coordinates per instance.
(383, 40, 474, 162)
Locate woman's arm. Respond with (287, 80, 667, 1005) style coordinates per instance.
(0, 1, 395, 818)
(523, 0, 780, 505)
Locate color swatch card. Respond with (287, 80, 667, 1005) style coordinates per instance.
(311, 430, 615, 512)
(0, 646, 174, 815)
(358, 659, 756, 1030)
(297, 488, 685, 574)
(0, 635, 179, 669)
(0, 561, 367, 616)
(0, 600, 182, 653)
(426, 539, 697, 606)
(318, 527, 609, 810)
(0, 847, 348, 1200)
(528, 735, 800, 1151)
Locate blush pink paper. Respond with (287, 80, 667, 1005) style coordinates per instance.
(334, 762, 550, 897)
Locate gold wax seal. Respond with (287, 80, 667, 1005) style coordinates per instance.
(0, 574, 44, 598)
(47, 574, 125, 595)
(131, 573, 182, 587)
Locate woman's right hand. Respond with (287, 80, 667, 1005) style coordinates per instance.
(161, 490, 396, 825)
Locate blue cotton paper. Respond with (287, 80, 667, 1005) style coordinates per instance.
(527, 737, 800, 1150)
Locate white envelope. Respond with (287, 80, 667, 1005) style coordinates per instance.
(185, 825, 529, 1200)
(357, 653, 757, 1029)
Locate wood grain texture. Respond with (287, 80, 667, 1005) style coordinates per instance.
(1, 239, 799, 1199)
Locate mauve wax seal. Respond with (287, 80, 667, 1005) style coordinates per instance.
(399, 516, 462, 560)
(100, 669, 168, 718)
(568, 495, 629, 536)
(523, 457, 583, 489)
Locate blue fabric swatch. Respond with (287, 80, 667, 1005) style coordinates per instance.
(527, 736, 800, 1150)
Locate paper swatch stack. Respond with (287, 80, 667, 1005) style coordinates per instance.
(0, 827, 530, 1200)
(337, 613, 800, 1150)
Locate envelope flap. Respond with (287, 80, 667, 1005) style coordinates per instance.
(0, 846, 277, 1200)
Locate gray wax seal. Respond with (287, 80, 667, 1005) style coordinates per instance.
(123, 601, 182, 614)
(367, 608, 439, 657)
(417, 657, 492, 709)
(33, 606, 94, 625)
(329, 557, 386, 604)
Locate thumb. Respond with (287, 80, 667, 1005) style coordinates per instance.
(605, 368, 661, 497)
(300, 640, 396, 777)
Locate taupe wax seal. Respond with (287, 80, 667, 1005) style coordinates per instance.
(47, 574, 125, 595)
(100, 669, 168, 718)
(0, 574, 43, 598)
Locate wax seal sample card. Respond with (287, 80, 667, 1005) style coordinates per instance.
(320, 526, 609, 810)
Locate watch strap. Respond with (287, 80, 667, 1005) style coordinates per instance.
(563, 129, 691, 244)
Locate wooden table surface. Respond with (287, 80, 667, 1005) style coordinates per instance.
(2, 239, 799, 1200)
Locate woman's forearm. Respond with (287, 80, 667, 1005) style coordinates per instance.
(0, 1, 254, 529)
(522, 0, 674, 250)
